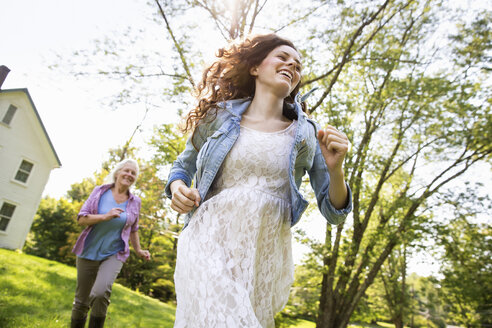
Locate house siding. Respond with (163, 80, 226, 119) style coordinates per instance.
(0, 90, 59, 249)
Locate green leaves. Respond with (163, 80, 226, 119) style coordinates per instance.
(23, 197, 81, 266)
(433, 187, 492, 327)
(450, 11, 492, 71)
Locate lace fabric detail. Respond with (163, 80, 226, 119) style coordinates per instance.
(174, 121, 297, 328)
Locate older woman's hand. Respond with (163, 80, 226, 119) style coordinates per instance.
(105, 208, 124, 221)
(137, 249, 151, 261)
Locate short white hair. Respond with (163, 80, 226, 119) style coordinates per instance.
(105, 159, 140, 185)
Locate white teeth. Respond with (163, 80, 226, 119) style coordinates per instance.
(279, 70, 292, 80)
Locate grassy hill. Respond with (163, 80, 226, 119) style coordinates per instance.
(0, 248, 318, 328)
(0, 248, 175, 328)
(2, 248, 384, 328)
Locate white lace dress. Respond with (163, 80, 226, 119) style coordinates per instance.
(173, 121, 297, 328)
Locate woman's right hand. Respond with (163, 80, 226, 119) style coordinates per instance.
(78, 207, 124, 226)
(170, 180, 201, 214)
(105, 208, 124, 220)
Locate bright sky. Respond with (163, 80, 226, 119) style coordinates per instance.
(2, 0, 489, 275)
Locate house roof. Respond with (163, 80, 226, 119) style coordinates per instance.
(0, 88, 62, 167)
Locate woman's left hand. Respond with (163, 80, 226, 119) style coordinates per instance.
(137, 249, 151, 261)
(317, 125, 349, 173)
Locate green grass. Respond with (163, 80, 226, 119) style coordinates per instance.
(279, 318, 395, 328)
(348, 323, 396, 328)
(0, 248, 175, 327)
(0, 248, 396, 328)
(277, 316, 317, 327)
(291, 319, 315, 328)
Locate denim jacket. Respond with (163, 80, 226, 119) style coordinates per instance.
(165, 96, 352, 228)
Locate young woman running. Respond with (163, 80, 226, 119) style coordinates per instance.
(166, 34, 352, 327)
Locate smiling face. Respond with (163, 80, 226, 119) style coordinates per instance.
(250, 45, 302, 99)
(114, 163, 138, 189)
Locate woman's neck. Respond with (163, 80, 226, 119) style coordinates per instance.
(241, 90, 293, 132)
(113, 183, 129, 196)
(246, 91, 284, 120)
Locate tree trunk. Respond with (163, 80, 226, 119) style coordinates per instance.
(394, 316, 404, 328)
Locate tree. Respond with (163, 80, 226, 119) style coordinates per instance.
(66, 178, 96, 203)
(374, 196, 434, 328)
(309, 4, 491, 326)
(435, 186, 492, 327)
(408, 274, 446, 328)
(380, 244, 410, 328)
(23, 197, 81, 266)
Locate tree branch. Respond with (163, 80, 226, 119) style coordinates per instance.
(155, 0, 196, 88)
(248, 0, 268, 35)
(274, 3, 328, 33)
(73, 70, 188, 80)
(308, 0, 391, 113)
(196, 0, 231, 41)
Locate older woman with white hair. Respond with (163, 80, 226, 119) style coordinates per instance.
(70, 159, 150, 328)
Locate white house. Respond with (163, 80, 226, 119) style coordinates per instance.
(0, 66, 61, 250)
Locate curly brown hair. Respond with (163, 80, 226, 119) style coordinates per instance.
(184, 33, 303, 135)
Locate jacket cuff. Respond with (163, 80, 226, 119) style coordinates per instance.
(322, 182, 353, 225)
(165, 172, 192, 199)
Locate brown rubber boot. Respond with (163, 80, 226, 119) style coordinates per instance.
(88, 316, 106, 328)
(70, 316, 87, 328)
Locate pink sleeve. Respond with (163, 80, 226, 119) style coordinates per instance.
(77, 186, 101, 219)
(131, 197, 141, 232)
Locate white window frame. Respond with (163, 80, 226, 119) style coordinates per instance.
(0, 200, 17, 233)
(12, 158, 35, 186)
